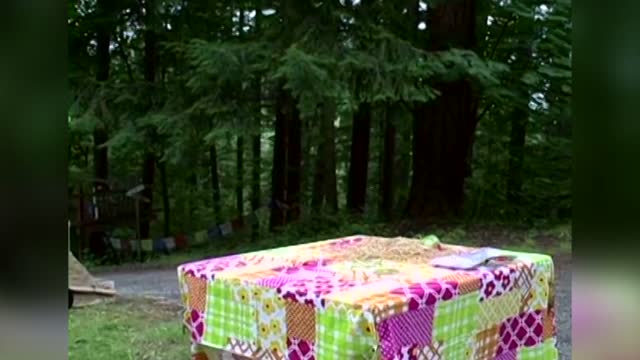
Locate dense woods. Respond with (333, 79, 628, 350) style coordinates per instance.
(68, 0, 572, 254)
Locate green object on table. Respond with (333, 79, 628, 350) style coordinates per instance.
(420, 234, 440, 247)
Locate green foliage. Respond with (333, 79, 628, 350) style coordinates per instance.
(68, 0, 572, 263)
(276, 46, 341, 116)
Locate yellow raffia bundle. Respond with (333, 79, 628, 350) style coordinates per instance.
(331, 236, 467, 264)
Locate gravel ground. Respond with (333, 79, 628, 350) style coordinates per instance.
(98, 268, 183, 302)
(552, 255, 571, 360)
(98, 256, 571, 359)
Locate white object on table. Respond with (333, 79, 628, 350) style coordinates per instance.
(430, 247, 515, 270)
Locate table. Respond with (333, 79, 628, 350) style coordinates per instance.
(177, 236, 558, 360)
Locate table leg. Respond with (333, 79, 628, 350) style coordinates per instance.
(191, 343, 255, 360)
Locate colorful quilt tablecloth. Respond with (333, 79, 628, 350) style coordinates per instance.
(178, 236, 558, 360)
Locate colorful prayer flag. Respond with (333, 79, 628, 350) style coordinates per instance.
(207, 226, 222, 240)
(246, 212, 259, 226)
(110, 238, 122, 250)
(129, 239, 141, 253)
(153, 238, 168, 254)
(193, 230, 207, 244)
(273, 199, 289, 209)
(255, 206, 269, 219)
(164, 237, 176, 251)
(175, 234, 188, 249)
(231, 217, 245, 231)
(141, 239, 153, 252)
(121, 238, 132, 254)
(219, 222, 233, 236)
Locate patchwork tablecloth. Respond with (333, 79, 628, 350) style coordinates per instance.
(178, 236, 558, 360)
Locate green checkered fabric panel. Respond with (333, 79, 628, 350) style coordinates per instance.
(315, 306, 375, 360)
(432, 293, 480, 342)
(203, 280, 256, 347)
(501, 251, 554, 272)
(441, 338, 473, 359)
(518, 339, 558, 360)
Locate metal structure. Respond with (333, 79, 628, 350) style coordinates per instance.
(69, 180, 153, 261)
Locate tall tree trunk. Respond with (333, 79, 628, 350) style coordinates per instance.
(393, 0, 419, 216)
(93, 130, 109, 188)
(93, 0, 110, 190)
(392, 106, 411, 213)
(286, 94, 302, 222)
(250, 8, 263, 241)
(140, 0, 157, 240)
(346, 102, 372, 213)
(325, 111, 339, 213)
(311, 100, 338, 213)
(140, 153, 156, 239)
(506, 103, 527, 207)
(395, 135, 411, 213)
(236, 136, 244, 216)
(311, 128, 326, 211)
(251, 124, 261, 240)
(311, 104, 329, 211)
(506, 39, 535, 209)
(380, 105, 396, 220)
(88, 0, 112, 259)
(406, 0, 478, 220)
(270, 87, 302, 230)
(302, 116, 313, 210)
(269, 87, 288, 230)
(209, 143, 222, 223)
(158, 160, 171, 236)
(187, 172, 197, 233)
(234, 6, 246, 218)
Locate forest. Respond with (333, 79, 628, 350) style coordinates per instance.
(68, 0, 572, 261)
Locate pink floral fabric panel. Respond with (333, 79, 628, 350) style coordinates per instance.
(189, 309, 205, 343)
(277, 276, 360, 308)
(179, 254, 249, 280)
(376, 305, 436, 360)
(477, 265, 518, 301)
(390, 280, 459, 310)
(497, 309, 544, 355)
(287, 337, 315, 360)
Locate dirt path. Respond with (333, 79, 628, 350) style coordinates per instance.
(97, 256, 571, 359)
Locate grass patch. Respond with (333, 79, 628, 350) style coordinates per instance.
(414, 222, 572, 256)
(69, 298, 189, 360)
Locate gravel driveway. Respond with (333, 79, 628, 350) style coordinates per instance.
(100, 268, 183, 301)
(98, 255, 571, 359)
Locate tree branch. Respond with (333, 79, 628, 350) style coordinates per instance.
(487, 16, 514, 61)
(476, 101, 494, 123)
(115, 31, 135, 82)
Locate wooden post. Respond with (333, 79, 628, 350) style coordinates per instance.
(135, 198, 142, 262)
(78, 195, 85, 262)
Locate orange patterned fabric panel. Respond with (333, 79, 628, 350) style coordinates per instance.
(186, 275, 207, 312)
(285, 301, 316, 341)
(474, 325, 501, 360)
(440, 272, 482, 294)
